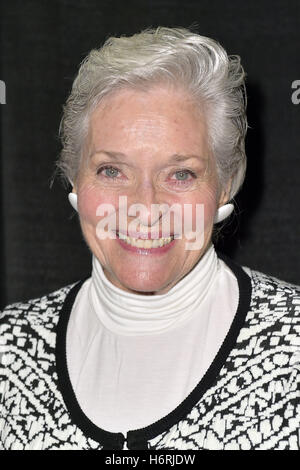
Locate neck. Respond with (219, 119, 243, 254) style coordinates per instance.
(88, 244, 219, 336)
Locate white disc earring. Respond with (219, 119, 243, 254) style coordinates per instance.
(68, 193, 78, 212)
(214, 203, 234, 224)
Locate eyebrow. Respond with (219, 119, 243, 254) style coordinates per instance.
(89, 150, 206, 163)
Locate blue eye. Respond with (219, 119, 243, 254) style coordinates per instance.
(172, 170, 196, 182)
(175, 170, 189, 180)
(97, 166, 119, 178)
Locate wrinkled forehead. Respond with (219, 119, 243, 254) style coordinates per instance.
(85, 84, 211, 163)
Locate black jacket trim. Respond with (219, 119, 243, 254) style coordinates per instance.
(55, 252, 252, 450)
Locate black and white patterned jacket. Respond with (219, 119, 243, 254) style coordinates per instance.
(0, 254, 299, 450)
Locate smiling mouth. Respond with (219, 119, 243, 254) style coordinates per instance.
(116, 231, 175, 248)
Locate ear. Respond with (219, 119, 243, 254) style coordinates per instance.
(218, 179, 232, 207)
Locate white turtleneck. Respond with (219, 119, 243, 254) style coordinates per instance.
(66, 244, 239, 434)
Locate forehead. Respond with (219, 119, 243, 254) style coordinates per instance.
(88, 85, 209, 153)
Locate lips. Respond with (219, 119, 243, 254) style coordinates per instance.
(115, 230, 177, 253)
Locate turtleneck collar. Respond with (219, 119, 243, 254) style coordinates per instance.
(88, 244, 219, 336)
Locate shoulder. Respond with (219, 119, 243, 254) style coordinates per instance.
(246, 266, 300, 315)
(0, 282, 81, 339)
(219, 251, 300, 322)
(219, 252, 300, 358)
(0, 281, 85, 401)
(237, 266, 300, 360)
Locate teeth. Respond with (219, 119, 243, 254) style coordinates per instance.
(118, 233, 173, 248)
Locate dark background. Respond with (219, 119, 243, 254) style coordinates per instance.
(0, 0, 299, 308)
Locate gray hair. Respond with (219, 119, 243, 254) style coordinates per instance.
(57, 27, 248, 200)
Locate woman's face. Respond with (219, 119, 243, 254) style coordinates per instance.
(76, 84, 228, 294)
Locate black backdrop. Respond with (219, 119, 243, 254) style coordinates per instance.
(0, 0, 299, 308)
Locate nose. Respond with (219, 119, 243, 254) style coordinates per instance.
(128, 179, 164, 227)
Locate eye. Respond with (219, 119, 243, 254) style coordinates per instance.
(171, 169, 196, 182)
(97, 165, 120, 178)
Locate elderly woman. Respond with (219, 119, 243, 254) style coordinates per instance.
(0, 27, 299, 451)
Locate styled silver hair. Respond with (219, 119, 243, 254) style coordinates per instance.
(58, 27, 247, 199)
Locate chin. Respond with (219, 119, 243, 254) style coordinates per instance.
(114, 268, 172, 295)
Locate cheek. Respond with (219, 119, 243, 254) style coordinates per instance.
(78, 185, 119, 224)
(203, 192, 218, 225)
(187, 186, 218, 229)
